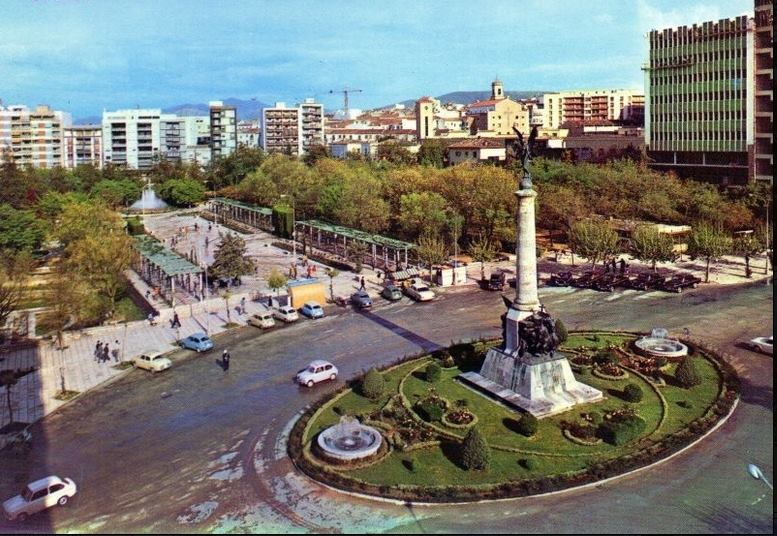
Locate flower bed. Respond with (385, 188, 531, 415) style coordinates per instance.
(441, 409, 478, 429)
(592, 363, 629, 380)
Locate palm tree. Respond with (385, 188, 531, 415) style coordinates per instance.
(0, 370, 18, 426)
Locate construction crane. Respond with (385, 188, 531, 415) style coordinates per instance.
(329, 87, 363, 117)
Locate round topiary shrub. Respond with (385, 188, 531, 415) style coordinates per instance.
(622, 383, 643, 403)
(416, 399, 445, 422)
(361, 367, 386, 400)
(587, 411, 603, 425)
(554, 319, 568, 343)
(426, 362, 442, 383)
(675, 356, 701, 388)
(517, 413, 538, 437)
(519, 458, 537, 470)
(460, 428, 490, 470)
(597, 414, 646, 446)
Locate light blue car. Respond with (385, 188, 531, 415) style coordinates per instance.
(300, 301, 325, 319)
(180, 332, 214, 352)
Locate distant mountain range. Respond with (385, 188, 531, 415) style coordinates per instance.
(387, 90, 547, 109)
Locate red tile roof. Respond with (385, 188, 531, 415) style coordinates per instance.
(447, 138, 505, 149)
(467, 99, 499, 108)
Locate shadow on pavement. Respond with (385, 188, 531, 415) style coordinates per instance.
(356, 310, 442, 353)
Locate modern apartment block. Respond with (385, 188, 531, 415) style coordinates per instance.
(0, 104, 71, 168)
(645, 15, 755, 184)
(160, 115, 210, 165)
(102, 109, 162, 170)
(300, 98, 324, 153)
(261, 99, 324, 156)
(64, 125, 102, 169)
(209, 101, 237, 161)
(754, 0, 773, 183)
(543, 90, 644, 130)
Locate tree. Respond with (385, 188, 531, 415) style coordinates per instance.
(266, 268, 288, 305)
(516, 413, 538, 437)
(0, 250, 33, 329)
(302, 144, 329, 166)
(376, 142, 416, 165)
(631, 225, 676, 271)
(569, 220, 618, 270)
(675, 355, 701, 388)
(346, 241, 368, 274)
(468, 233, 497, 281)
(417, 139, 448, 168)
(460, 428, 490, 470)
(554, 318, 568, 343)
(324, 268, 340, 302)
(90, 179, 141, 209)
(622, 383, 643, 402)
(397, 192, 450, 240)
(210, 146, 266, 188)
(0, 370, 18, 425)
(209, 233, 255, 281)
(54, 200, 125, 247)
(0, 204, 45, 252)
(687, 222, 732, 283)
(45, 271, 92, 349)
(733, 233, 763, 278)
(415, 232, 448, 285)
(361, 367, 385, 399)
(157, 178, 206, 207)
(237, 169, 278, 206)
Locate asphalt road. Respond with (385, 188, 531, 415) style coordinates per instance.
(0, 281, 772, 533)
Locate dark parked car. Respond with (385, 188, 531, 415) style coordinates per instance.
(626, 272, 665, 291)
(487, 271, 506, 291)
(548, 271, 573, 287)
(660, 273, 701, 293)
(591, 273, 629, 292)
(569, 271, 604, 288)
(350, 290, 373, 309)
(381, 284, 403, 301)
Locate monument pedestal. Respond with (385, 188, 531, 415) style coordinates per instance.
(460, 348, 603, 418)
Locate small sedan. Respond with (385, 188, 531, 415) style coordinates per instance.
(133, 352, 172, 373)
(747, 336, 773, 356)
(404, 281, 435, 302)
(3, 476, 77, 521)
(350, 290, 372, 309)
(248, 311, 276, 329)
(300, 301, 325, 319)
(296, 360, 338, 387)
(273, 305, 299, 323)
(180, 332, 214, 352)
(381, 284, 402, 301)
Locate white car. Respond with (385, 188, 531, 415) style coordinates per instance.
(405, 281, 435, 302)
(133, 352, 172, 373)
(296, 360, 338, 387)
(3, 476, 77, 521)
(747, 336, 773, 356)
(248, 311, 276, 329)
(273, 305, 299, 323)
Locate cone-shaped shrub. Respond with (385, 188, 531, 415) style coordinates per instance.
(517, 412, 539, 437)
(460, 428, 490, 470)
(675, 356, 701, 388)
(554, 319, 568, 343)
(361, 367, 385, 399)
(426, 362, 442, 382)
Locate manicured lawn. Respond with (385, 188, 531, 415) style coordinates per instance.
(562, 333, 633, 350)
(657, 352, 722, 435)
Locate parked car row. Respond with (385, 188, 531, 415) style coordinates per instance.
(547, 270, 702, 293)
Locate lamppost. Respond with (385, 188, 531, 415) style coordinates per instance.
(748, 463, 773, 490)
(280, 194, 296, 260)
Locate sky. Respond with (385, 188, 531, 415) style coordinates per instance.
(0, 0, 754, 120)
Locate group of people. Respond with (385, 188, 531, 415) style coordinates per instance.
(94, 340, 121, 363)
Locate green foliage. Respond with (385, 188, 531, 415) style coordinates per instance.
(519, 458, 537, 471)
(687, 222, 732, 283)
(415, 232, 448, 273)
(361, 368, 385, 400)
(417, 139, 448, 168)
(0, 204, 45, 252)
(597, 414, 646, 446)
(272, 204, 294, 238)
(460, 428, 490, 470)
(90, 179, 142, 209)
(733, 233, 763, 277)
(398, 191, 451, 240)
(157, 178, 206, 207)
(623, 383, 644, 403)
(516, 413, 538, 437)
(266, 268, 288, 295)
(468, 233, 497, 280)
(376, 141, 416, 165)
(675, 356, 701, 388)
(209, 233, 255, 280)
(631, 225, 676, 271)
(416, 399, 445, 422)
(125, 216, 146, 235)
(210, 146, 266, 188)
(554, 319, 568, 343)
(569, 219, 618, 268)
(587, 411, 603, 425)
(236, 169, 278, 206)
(425, 362, 442, 383)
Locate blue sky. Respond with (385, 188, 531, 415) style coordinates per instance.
(1, 0, 753, 119)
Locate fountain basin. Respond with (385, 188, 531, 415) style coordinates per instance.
(634, 337, 688, 359)
(317, 416, 383, 461)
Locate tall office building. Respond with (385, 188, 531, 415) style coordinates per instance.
(543, 90, 644, 130)
(754, 0, 772, 183)
(645, 15, 754, 184)
(64, 125, 102, 169)
(209, 101, 237, 161)
(0, 104, 71, 168)
(102, 109, 162, 170)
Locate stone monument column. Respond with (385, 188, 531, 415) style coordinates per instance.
(514, 188, 540, 314)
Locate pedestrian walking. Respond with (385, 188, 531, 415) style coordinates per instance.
(208, 223, 212, 232)
(171, 312, 181, 328)
(222, 349, 231, 371)
(101, 345, 110, 363)
(94, 341, 102, 361)
(306, 265, 312, 278)
(111, 340, 120, 362)
(360, 276, 365, 290)
(619, 258, 627, 275)
(240, 297, 246, 315)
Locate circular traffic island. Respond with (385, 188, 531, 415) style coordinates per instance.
(287, 332, 739, 503)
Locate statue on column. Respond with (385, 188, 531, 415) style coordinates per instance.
(508, 126, 539, 190)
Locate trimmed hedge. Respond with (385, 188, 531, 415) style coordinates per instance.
(675, 355, 701, 388)
(623, 383, 644, 403)
(460, 428, 490, 470)
(598, 415, 646, 446)
(361, 368, 386, 400)
(516, 413, 538, 437)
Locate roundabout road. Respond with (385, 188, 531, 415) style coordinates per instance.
(0, 281, 771, 533)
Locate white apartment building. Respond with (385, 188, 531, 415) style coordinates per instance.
(237, 120, 260, 148)
(0, 104, 71, 168)
(262, 98, 324, 156)
(209, 101, 237, 161)
(102, 109, 162, 170)
(543, 89, 645, 130)
(300, 98, 324, 153)
(161, 114, 210, 164)
(64, 124, 102, 169)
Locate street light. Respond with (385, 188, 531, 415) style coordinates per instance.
(280, 194, 296, 260)
(748, 464, 773, 490)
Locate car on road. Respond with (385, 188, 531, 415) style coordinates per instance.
(487, 271, 506, 291)
(747, 336, 773, 355)
(3, 476, 77, 521)
(133, 352, 172, 373)
(296, 360, 338, 387)
(381, 284, 403, 302)
(248, 311, 276, 329)
(180, 332, 214, 352)
(404, 280, 435, 302)
(350, 290, 372, 309)
(300, 301, 325, 319)
(273, 305, 299, 323)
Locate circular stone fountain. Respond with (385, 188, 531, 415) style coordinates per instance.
(317, 416, 383, 461)
(634, 328, 688, 359)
